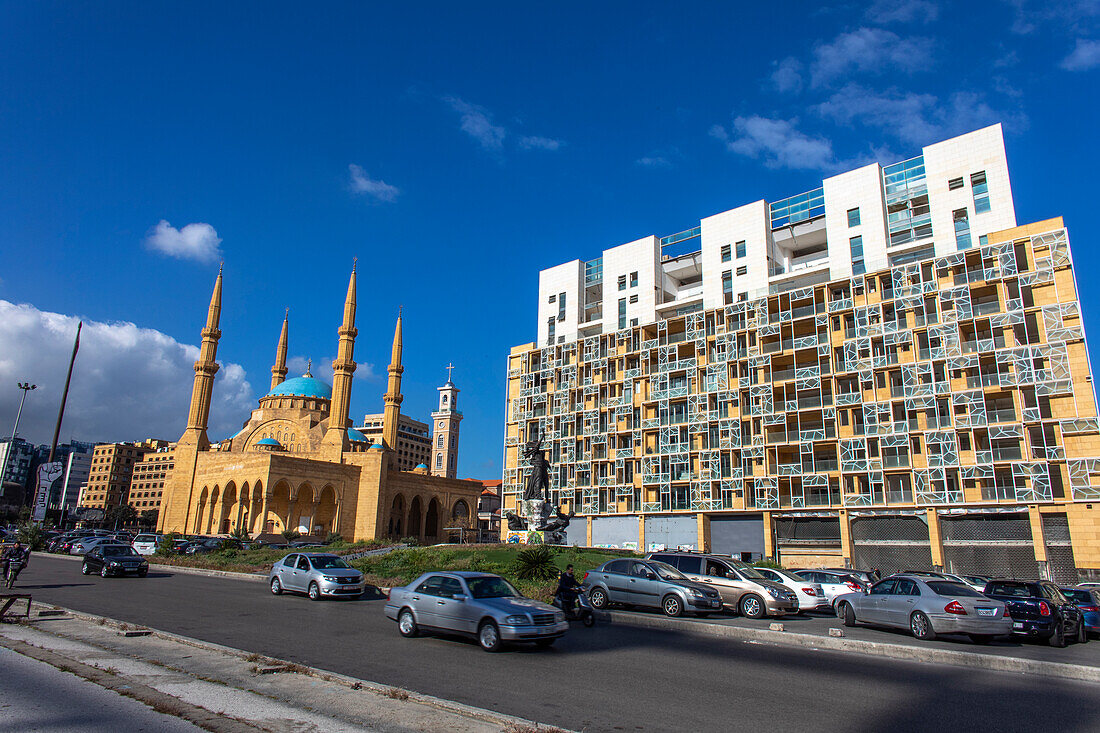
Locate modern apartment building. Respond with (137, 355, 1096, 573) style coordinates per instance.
(355, 413, 433, 471)
(77, 439, 169, 514)
(505, 124, 1100, 583)
(129, 446, 176, 515)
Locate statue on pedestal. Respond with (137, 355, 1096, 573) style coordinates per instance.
(507, 438, 572, 544)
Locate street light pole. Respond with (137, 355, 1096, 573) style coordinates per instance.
(1, 382, 37, 494)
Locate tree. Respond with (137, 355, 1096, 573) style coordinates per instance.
(139, 509, 159, 529)
(106, 504, 137, 530)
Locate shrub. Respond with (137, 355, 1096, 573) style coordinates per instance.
(229, 527, 251, 542)
(16, 522, 47, 550)
(156, 532, 179, 557)
(512, 546, 558, 581)
(399, 536, 420, 547)
(281, 529, 301, 542)
(324, 532, 344, 545)
(753, 558, 785, 570)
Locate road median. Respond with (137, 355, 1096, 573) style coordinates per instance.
(597, 609, 1100, 684)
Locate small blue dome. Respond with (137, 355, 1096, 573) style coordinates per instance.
(347, 428, 368, 443)
(415, 463, 428, 469)
(256, 438, 282, 447)
(368, 442, 383, 450)
(267, 376, 332, 400)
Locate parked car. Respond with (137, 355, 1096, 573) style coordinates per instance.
(585, 558, 723, 617)
(647, 551, 798, 618)
(385, 571, 568, 652)
(820, 568, 879, 588)
(70, 536, 115, 555)
(835, 575, 1013, 643)
(52, 531, 94, 553)
(798, 570, 867, 607)
(751, 566, 830, 612)
(268, 553, 365, 600)
(1078, 582, 1100, 591)
(81, 544, 149, 578)
(1061, 586, 1100, 638)
(132, 534, 163, 556)
(902, 569, 989, 593)
(982, 579, 1087, 647)
(184, 537, 244, 555)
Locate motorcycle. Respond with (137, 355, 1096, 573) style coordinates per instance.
(4, 558, 25, 589)
(553, 586, 596, 627)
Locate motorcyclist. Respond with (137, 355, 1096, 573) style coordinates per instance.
(556, 564, 583, 615)
(2, 541, 28, 583)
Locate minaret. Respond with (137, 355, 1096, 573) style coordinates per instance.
(430, 364, 463, 479)
(381, 308, 404, 452)
(269, 308, 289, 391)
(182, 264, 223, 449)
(323, 263, 357, 453)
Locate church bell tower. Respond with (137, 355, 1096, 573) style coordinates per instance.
(430, 364, 462, 479)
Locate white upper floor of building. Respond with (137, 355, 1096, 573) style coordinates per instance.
(536, 124, 1016, 346)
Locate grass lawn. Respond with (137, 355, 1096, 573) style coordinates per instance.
(350, 544, 637, 601)
(149, 539, 392, 574)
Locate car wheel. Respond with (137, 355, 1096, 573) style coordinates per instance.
(100, 566, 110, 578)
(740, 594, 766, 620)
(308, 582, 321, 601)
(1077, 620, 1089, 645)
(81, 563, 91, 575)
(662, 595, 684, 617)
(138, 570, 148, 578)
(838, 601, 856, 627)
(398, 609, 418, 637)
(968, 634, 995, 645)
(478, 621, 502, 652)
(270, 577, 283, 595)
(535, 638, 555, 648)
(1048, 620, 1066, 648)
(588, 587, 608, 610)
(910, 611, 936, 641)
(582, 613, 596, 628)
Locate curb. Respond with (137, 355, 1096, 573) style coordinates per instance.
(24, 601, 571, 732)
(597, 610, 1100, 684)
(34, 551, 268, 583)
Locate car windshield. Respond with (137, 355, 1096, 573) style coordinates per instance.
(925, 581, 983, 597)
(102, 546, 138, 557)
(987, 582, 1032, 597)
(309, 556, 350, 570)
(467, 576, 519, 599)
(649, 561, 687, 581)
(1062, 588, 1093, 604)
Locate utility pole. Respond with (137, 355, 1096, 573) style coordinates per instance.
(1, 382, 36, 495)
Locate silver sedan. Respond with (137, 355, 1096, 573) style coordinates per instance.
(385, 571, 568, 652)
(834, 574, 1013, 643)
(268, 552, 366, 600)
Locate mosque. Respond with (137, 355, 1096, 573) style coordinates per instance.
(157, 265, 482, 543)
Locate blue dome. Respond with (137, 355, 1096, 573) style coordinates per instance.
(368, 443, 384, 450)
(267, 376, 332, 400)
(256, 438, 282, 447)
(415, 463, 428, 469)
(347, 428, 368, 443)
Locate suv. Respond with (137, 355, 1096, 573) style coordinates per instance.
(585, 558, 723, 617)
(983, 579, 1087, 647)
(648, 551, 798, 618)
(132, 534, 163, 556)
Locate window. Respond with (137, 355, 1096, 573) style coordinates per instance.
(629, 318, 639, 326)
(618, 298, 627, 329)
(738, 292, 748, 302)
(630, 271, 638, 287)
(850, 235, 865, 275)
(735, 241, 747, 259)
(437, 434, 444, 448)
(435, 454, 442, 469)
(954, 208, 972, 250)
(548, 294, 556, 303)
(629, 294, 638, 304)
(558, 293, 566, 321)
(546, 317, 555, 346)
(971, 171, 990, 213)
(948, 177, 964, 190)
(736, 265, 747, 276)
(721, 244, 731, 262)
(978, 234, 988, 247)
(847, 207, 860, 227)
(722, 270, 733, 305)
(617, 274, 627, 291)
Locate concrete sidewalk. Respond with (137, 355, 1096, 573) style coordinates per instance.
(1, 604, 567, 733)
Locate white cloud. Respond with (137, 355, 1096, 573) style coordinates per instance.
(518, 135, 563, 151)
(287, 355, 378, 384)
(770, 57, 804, 94)
(144, 220, 222, 263)
(813, 84, 1027, 144)
(635, 155, 672, 169)
(444, 96, 506, 150)
(865, 0, 939, 24)
(710, 116, 836, 171)
(0, 300, 254, 445)
(811, 28, 933, 87)
(1062, 38, 1100, 70)
(348, 164, 400, 202)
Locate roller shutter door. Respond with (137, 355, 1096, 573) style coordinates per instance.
(644, 515, 698, 551)
(941, 513, 1039, 579)
(850, 515, 932, 575)
(592, 516, 639, 549)
(709, 515, 765, 560)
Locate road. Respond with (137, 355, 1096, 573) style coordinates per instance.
(14, 555, 1100, 732)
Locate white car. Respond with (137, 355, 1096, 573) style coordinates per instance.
(70, 537, 114, 555)
(798, 570, 867, 607)
(752, 567, 829, 612)
(132, 534, 163, 556)
(902, 570, 989, 593)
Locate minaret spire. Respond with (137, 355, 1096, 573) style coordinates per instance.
(183, 267, 223, 448)
(381, 307, 404, 452)
(270, 308, 289, 391)
(323, 263, 358, 454)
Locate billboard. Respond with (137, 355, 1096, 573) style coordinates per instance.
(32, 462, 64, 521)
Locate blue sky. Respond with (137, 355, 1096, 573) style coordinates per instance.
(2, 1, 1099, 478)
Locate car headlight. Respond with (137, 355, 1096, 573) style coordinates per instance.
(108, 561, 121, 567)
(687, 588, 703, 597)
(322, 575, 340, 582)
(503, 615, 529, 626)
(554, 612, 565, 622)
(766, 587, 784, 598)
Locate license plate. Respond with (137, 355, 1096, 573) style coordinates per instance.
(1013, 622, 1023, 629)
(976, 608, 995, 617)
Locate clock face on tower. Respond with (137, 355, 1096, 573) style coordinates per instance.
(437, 421, 445, 428)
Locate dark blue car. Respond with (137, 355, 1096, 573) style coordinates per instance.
(983, 579, 1087, 647)
(1061, 586, 1100, 638)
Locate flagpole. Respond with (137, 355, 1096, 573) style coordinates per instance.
(47, 321, 81, 464)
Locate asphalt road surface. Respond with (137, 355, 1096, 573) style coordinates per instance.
(14, 555, 1100, 732)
